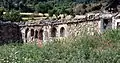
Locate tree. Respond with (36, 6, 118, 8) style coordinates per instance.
(3, 10, 22, 22)
(35, 2, 47, 13)
(48, 10, 54, 17)
(65, 8, 73, 15)
(0, 8, 4, 20)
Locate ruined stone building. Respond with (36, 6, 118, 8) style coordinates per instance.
(1, 0, 120, 44)
(17, 12, 120, 43)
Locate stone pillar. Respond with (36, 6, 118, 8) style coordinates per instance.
(112, 17, 116, 29)
(27, 30, 31, 42)
(20, 28, 25, 43)
(56, 26, 59, 37)
(43, 26, 48, 42)
(98, 18, 104, 33)
(48, 25, 52, 39)
(58, 26, 61, 37)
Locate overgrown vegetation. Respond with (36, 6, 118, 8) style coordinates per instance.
(3, 10, 22, 22)
(0, 29, 120, 63)
(0, 0, 114, 21)
(0, 8, 22, 22)
(0, 0, 112, 15)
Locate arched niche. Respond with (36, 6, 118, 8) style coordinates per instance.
(35, 30, 38, 39)
(51, 27, 57, 37)
(25, 28, 29, 38)
(60, 27, 65, 37)
(38, 29, 43, 40)
(31, 29, 34, 37)
(25, 28, 29, 42)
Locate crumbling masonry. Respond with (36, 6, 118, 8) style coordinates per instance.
(17, 12, 120, 43)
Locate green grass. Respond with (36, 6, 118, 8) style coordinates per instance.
(1, 29, 120, 63)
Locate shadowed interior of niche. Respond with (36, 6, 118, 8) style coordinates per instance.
(0, 22, 23, 45)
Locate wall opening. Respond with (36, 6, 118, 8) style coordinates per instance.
(39, 30, 43, 40)
(31, 29, 34, 36)
(116, 16, 120, 19)
(25, 28, 29, 42)
(51, 27, 57, 37)
(60, 27, 65, 37)
(117, 22, 120, 28)
(35, 30, 38, 39)
(103, 19, 112, 30)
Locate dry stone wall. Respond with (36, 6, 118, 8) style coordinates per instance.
(67, 20, 100, 37)
(1, 12, 119, 44)
(19, 18, 103, 43)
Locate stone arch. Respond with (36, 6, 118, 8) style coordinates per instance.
(31, 29, 34, 36)
(51, 27, 57, 37)
(60, 27, 65, 37)
(25, 28, 29, 42)
(39, 29, 43, 40)
(35, 30, 38, 39)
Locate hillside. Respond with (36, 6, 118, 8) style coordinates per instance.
(0, 0, 115, 21)
(0, 0, 112, 14)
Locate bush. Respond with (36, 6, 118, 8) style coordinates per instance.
(0, 8, 4, 20)
(48, 10, 54, 17)
(3, 10, 22, 22)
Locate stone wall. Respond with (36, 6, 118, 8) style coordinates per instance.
(67, 20, 100, 37)
(20, 24, 68, 43)
(0, 22, 23, 45)
(20, 19, 102, 43)
(0, 12, 119, 44)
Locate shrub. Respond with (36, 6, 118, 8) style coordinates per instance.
(48, 10, 54, 17)
(3, 10, 22, 22)
(0, 29, 120, 63)
(0, 8, 4, 20)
